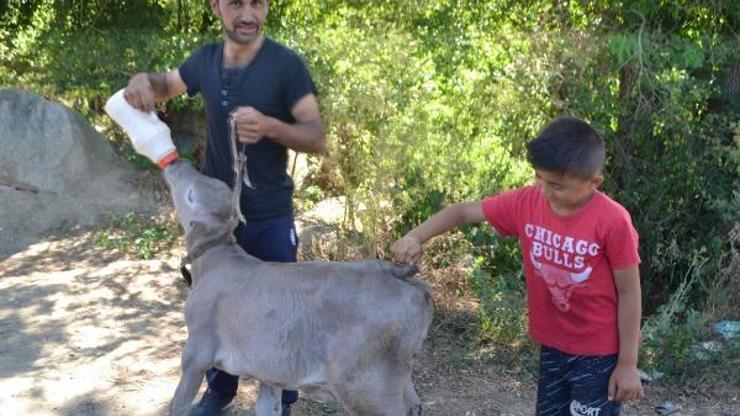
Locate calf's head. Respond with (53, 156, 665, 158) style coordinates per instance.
(163, 161, 236, 250)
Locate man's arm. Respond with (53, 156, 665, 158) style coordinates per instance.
(609, 266, 645, 402)
(392, 201, 485, 264)
(124, 70, 188, 113)
(231, 93, 326, 154)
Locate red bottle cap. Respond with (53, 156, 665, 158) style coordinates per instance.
(158, 151, 179, 169)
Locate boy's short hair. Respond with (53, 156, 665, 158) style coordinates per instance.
(526, 116, 605, 180)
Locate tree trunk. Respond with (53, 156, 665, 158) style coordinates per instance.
(177, 0, 182, 30)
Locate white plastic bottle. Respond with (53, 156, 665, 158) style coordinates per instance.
(104, 89, 178, 168)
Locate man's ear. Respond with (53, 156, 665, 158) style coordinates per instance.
(210, 0, 221, 17)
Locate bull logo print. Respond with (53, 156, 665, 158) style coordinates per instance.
(530, 252, 592, 312)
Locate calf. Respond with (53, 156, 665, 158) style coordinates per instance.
(163, 160, 433, 416)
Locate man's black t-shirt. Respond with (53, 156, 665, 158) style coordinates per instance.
(178, 38, 317, 221)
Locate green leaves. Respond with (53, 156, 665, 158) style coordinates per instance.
(94, 213, 180, 260)
(608, 32, 641, 65)
(608, 31, 704, 71)
(671, 36, 704, 70)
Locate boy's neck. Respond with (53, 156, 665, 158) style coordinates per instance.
(549, 189, 596, 216)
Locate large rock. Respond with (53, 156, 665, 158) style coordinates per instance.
(0, 88, 161, 257)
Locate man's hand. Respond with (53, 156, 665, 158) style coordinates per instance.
(608, 362, 644, 403)
(124, 73, 157, 113)
(392, 235, 422, 265)
(232, 106, 271, 144)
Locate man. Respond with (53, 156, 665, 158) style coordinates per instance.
(124, 0, 325, 414)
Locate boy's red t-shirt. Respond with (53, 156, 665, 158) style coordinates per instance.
(482, 185, 640, 355)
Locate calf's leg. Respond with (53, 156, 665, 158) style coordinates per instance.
(169, 340, 211, 416)
(403, 376, 423, 415)
(336, 364, 407, 416)
(255, 382, 282, 416)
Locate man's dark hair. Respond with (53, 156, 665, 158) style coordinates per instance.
(526, 116, 605, 180)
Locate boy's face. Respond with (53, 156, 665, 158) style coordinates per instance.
(534, 169, 603, 215)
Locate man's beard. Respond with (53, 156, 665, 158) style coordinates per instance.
(224, 26, 259, 45)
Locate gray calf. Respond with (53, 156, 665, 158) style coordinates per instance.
(163, 161, 433, 416)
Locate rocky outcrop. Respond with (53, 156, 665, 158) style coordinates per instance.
(0, 88, 160, 257)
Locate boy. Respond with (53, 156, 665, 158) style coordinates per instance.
(392, 117, 644, 415)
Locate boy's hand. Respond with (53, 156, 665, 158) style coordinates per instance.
(608, 362, 644, 403)
(392, 235, 422, 264)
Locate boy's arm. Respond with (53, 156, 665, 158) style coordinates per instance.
(609, 265, 645, 402)
(124, 70, 187, 113)
(392, 201, 485, 264)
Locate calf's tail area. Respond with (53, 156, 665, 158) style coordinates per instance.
(381, 262, 435, 352)
(382, 262, 432, 303)
(385, 263, 419, 279)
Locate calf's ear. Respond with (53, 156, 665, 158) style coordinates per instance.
(189, 220, 215, 237)
(186, 220, 219, 245)
(188, 217, 232, 239)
